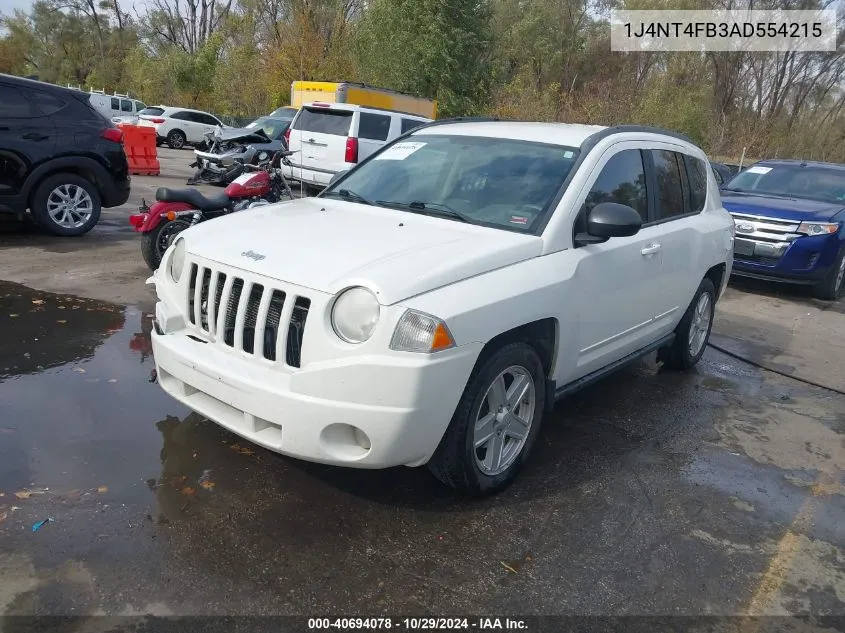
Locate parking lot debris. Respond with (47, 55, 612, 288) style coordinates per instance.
(500, 561, 518, 574)
(97, 486, 109, 493)
(198, 470, 215, 491)
(31, 518, 54, 532)
(0, 512, 7, 524)
(15, 488, 49, 499)
(230, 443, 255, 456)
(149, 369, 157, 383)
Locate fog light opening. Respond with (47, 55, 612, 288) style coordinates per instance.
(320, 423, 372, 461)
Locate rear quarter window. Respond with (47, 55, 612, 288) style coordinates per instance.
(685, 155, 709, 213)
(358, 112, 391, 141)
(401, 118, 425, 134)
(293, 107, 352, 136)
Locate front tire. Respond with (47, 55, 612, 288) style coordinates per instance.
(140, 219, 191, 271)
(813, 247, 845, 301)
(428, 343, 545, 496)
(32, 173, 101, 236)
(167, 130, 186, 150)
(661, 277, 716, 370)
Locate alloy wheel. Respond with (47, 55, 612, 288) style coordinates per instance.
(473, 366, 535, 476)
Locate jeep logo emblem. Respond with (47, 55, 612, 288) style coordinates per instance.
(735, 222, 755, 234)
(241, 250, 266, 261)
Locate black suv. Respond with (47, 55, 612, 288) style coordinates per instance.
(0, 74, 131, 236)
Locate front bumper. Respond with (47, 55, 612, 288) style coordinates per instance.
(152, 327, 480, 468)
(732, 234, 841, 284)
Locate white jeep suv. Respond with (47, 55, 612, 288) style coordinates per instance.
(148, 120, 734, 495)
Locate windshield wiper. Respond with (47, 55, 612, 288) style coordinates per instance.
(323, 188, 380, 207)
(380, 200, 474, 224)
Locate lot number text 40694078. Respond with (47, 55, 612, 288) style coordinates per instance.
(307, 617, 529, 630)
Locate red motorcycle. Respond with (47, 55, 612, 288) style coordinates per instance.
(130, 150, 295, 271)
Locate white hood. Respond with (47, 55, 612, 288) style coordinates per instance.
(182, 198, 543, 305)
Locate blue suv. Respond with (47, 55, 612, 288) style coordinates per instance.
(721, 160, 845, 300)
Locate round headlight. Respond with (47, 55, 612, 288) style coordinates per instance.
(168, 237, 186, 282)
(331, 287, 380, 343)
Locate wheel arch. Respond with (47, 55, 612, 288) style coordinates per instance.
(471, 318, 559, 410)
(24, 157, 108, 210)
(705, 262, 726, 299)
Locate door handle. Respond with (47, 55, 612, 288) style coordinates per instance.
(23, 132, 49, 141)
(641, 243, 661, 256)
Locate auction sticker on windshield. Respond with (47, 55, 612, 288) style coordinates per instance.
(376, 142, 426, 160)
(746, 165, 773, 174)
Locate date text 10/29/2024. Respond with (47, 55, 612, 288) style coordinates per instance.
(307, 618, 529, 630)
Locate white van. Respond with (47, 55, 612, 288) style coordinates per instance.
(87, 92, 147, 123)
(283, 103, 431, 191)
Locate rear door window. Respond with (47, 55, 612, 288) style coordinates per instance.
(0, 86, 34, 118)
(358, 112, 391, 141)
(651, 150, 688, 221)
(293, 107, 353, 136)
(31, 91, 67, 117)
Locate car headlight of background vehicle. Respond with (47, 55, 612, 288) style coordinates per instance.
(390, 310, 455, 353)
(798, 222, 839, 236)
(168, 237, 186, 283)
(331, 286, 381, 343)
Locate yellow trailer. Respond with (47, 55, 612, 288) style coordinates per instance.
(290, 81, 438, 119)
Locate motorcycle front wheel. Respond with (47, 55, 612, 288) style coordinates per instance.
(141, 219, 194, 271)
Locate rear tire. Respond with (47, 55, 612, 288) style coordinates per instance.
(140, 219, 191, 271)
(428, 343, 545, 496)
(661, 277, 716, 370)
(813, 247, 845, 301)
(32, 173, 101, 236)
(167, 130, 186, 150)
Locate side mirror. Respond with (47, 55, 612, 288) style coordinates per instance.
(575, 202, 642, 246)
(328, 170, 349, 188)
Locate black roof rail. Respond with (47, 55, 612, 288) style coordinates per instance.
(581, 124, 694, 151)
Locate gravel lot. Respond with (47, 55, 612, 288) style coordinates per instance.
(0, 148, 843, 621)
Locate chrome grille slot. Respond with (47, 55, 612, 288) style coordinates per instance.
(198, 269, 212, 331)
(241, 284, 264, 354)
(212, 272, 227, 334)
(263, 291, 286, 361)
(286, 297, 311, 368)
(223, 279, 244, 347)
(187, 264, 198, 324)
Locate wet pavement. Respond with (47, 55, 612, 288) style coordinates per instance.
(0, 281, 844, 620)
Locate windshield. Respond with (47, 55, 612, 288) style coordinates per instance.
(245, 117, 289, 140)
(724, 163, 845, 203)
(322, 134, 580, 233)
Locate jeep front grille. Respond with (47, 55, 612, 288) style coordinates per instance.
(186, 264, 311, 368)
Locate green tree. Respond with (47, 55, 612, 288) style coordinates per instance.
(353, 0, 492, 116)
